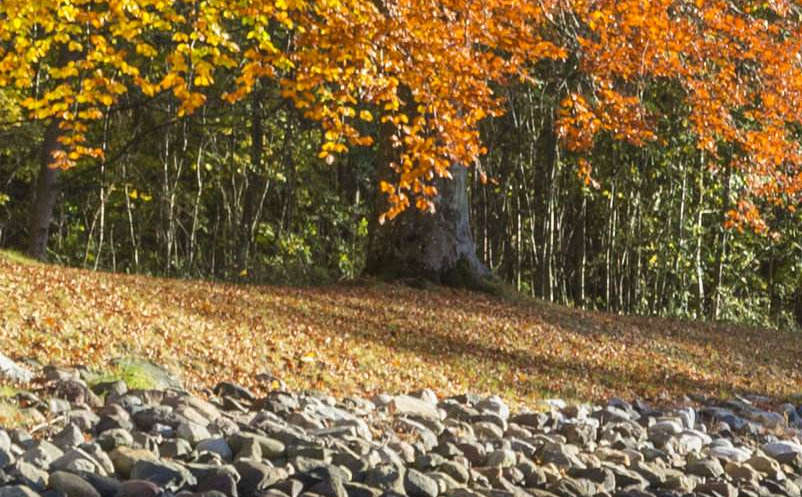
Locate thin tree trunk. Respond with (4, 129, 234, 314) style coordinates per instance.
(238, 87, 264, 272)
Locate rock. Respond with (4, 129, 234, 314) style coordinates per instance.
(389, 395, 441, 421)
(69, 409, 101, 431)
(764, 441, 802, 459)
(723, 461, 760, 484)
(96, 429, 134, 452)
(196, 467, 240, 496)
(177, 421, 212, 446)
(560, 422, 597, 447)
(234, 460, 287, 495)
(709, 445, 751, 462)
(196, 438, 233, 461)
(11, 460, 49, 490)
(487, 450, 517, 468)
(110, 358, 183, 390)
(695, 480, 738, 497)
(161, 438, 193, 458)
(344, 482, 383, 497)
(21, 441, 63, 470)
(49, 470, 102, 497)
(566, 467, 615, 493)
(74, 471, 122, 497)
(130, 459, 197, 492)
(0, 486, 40, 497)
(748, 454, 784, 478)
(109, 446, 157, 478)
(272, 478, 306, 497)
(406, 468, 439, 497)
(687, 458, 724, 478)
(309, 477, 348, 497)
(661, 475, 695, 493)
(549, 477, 597, 497)
(51, 447, 107, 475)
(52, 424, 84, 451)
(115, 480, 162, 497)
(647, 420, 683, 447)
(214, 381, 256, 401)
(0, 353, 33, 383)
(228, 432, 286, 458)
(539, 442, 584, 469)
(438, 460, 470, 484)
(364, 463, 406, 494)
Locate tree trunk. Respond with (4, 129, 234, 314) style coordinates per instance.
(365, 124, 489, 287)
(27, 118, 64, 260)
(238, 87, 264, 272)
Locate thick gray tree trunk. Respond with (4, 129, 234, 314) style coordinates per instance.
(365, 126, 489, 286)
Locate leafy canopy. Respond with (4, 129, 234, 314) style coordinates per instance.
(2, 0, 802, 228)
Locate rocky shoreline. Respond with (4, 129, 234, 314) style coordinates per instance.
(2, 363, 802, 497)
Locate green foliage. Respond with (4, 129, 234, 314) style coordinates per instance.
(86, 361, 158, 391)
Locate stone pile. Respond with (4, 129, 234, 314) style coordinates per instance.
(1, 366, 802, 497)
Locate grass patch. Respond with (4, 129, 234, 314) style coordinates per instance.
(0, 249, 39, 266)
(85, 360, 159, 391)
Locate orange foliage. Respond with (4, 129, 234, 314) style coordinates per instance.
(3, 0, 802, 226)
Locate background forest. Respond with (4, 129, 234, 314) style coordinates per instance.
(2, 0, 802, 331)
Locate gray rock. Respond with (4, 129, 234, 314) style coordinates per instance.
(344, 482, 383, 497)
(390, 395, 441, 421)
(69, 409, 100, 431)
(228, 432, 285, 458)
(234, 460, 287, 495)
(0, 486, 40, 497)
(49, 470, 101, 497)
(115, 479, 162, 497)
(130, 459, 197, 492)
(695, 480, 738, 497)
(109, 446, 157, 478)
(566, 467, 615, 493)
(52, 424, 84, 451)
(11, 460, 49, 490)
(177, 421, 211, 446)
(364, 463, 406, 494)
(487, 450, 517, 468)
(21, 441, 63, 469)
(196, 438, 233, 461)
(96, 428, 134, 452)
(539, 442, 584, 469)
(0, 353, 32, 383)
(406, 468, 439, 497)
(161, 438, 192, 458)
(764, 441, 802, 459)
(309, 477, 348, 497)
(51, 447, 109, 475)
(196, 467, 240, 496)
(687, 458, 724, 478)
(438, 460, 470, 484)
(560, 422, 596, 447)
(549, 477, 597, 497)
(647, 420, 683, 447)
(709, 445, 751, 462)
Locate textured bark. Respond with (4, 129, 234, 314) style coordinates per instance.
(27, 118, 64, 260)
(365, 124, 489, 286)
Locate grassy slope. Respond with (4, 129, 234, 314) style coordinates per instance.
(1, 250, 801, 405)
